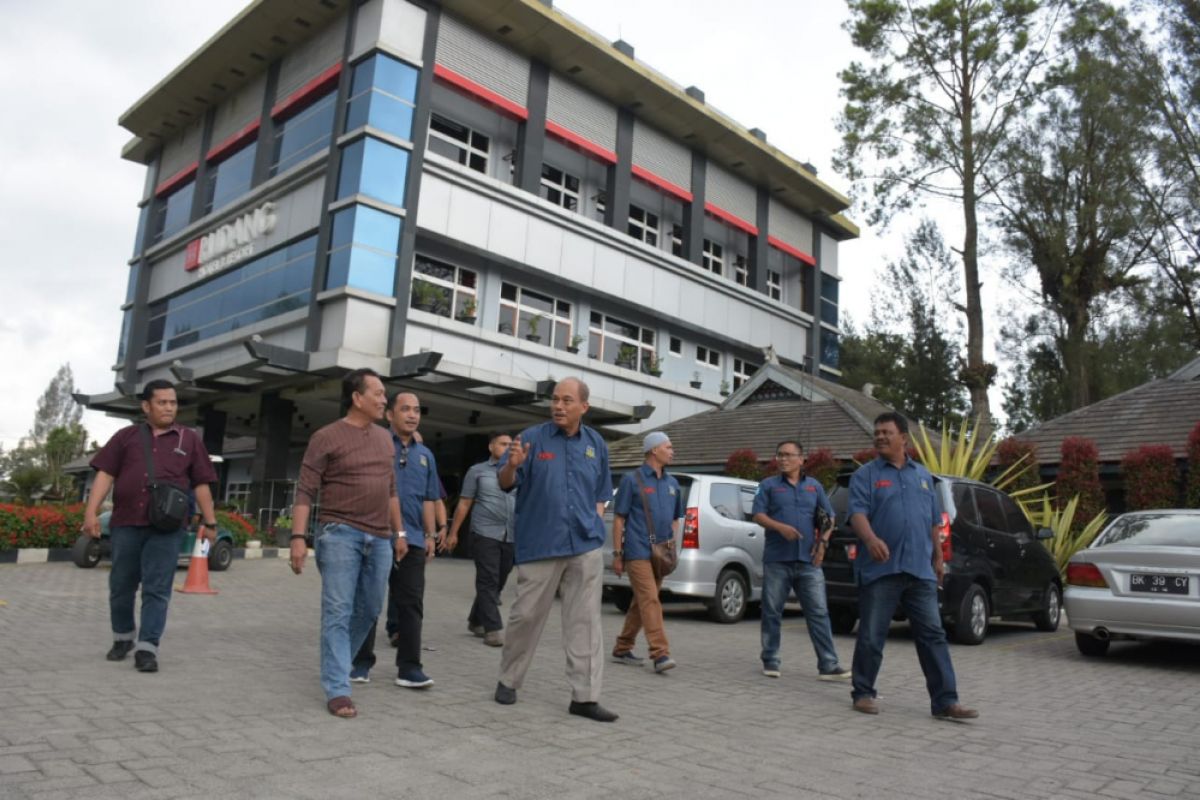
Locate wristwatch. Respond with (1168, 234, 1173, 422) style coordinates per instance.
(202, 520, 218, 528)
(612, 549, 623, 558)
(394, 530, 407, 540)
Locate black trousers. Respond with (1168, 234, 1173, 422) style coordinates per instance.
(467, 536, 515, 633)
(353, 546, 426, 672)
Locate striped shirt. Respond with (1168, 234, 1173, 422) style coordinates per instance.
(295, 418, 396, 537)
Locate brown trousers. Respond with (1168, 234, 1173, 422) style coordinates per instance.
(614, 558, 669, 659)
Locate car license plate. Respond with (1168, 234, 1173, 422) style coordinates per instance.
(1129, 573, 1189, 595)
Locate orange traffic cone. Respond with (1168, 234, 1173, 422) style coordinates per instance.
(178, 534, 218, 595)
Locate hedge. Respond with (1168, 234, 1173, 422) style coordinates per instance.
(0, 503, 85, 551)
(1056, 437, 1104, 531)
(1188, 422, 1200, 508)
(1122, 445, 1178, 510)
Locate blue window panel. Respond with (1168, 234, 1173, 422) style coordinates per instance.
(820, 298, 839, 327)
(330, 203, 402, 253)
(346, 54, 418, 139)
(337, 137, 409, 206)
(820, 329, 840, 369)
(271, 93, 337, 176)
(346, 89, 415, 140)
(116, 309, 132, 364)
(326, 243, 400, 295)
(820, 277, 839, 302)
(152, 181, 195, 243)
(326, 205, 402, 295)
(204, 144, 256, 214)
(125, 264, 140, 305)
(132, 204, 149, 257)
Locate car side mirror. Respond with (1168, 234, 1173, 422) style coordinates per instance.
(1036, 527, 1054, 540)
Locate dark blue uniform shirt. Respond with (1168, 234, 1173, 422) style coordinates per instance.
(393, 433, 440, 550)
(848, 456, 941, 585)
(752, 473, 834, 564)
(509, 421, 612, 564)
(613, 463, 684, 561)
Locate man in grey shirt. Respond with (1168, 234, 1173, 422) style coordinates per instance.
(444, 432, 515, 647)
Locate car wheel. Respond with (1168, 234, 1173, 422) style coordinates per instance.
(1032, 582, 1062, 632)
(72, 534, 102, 569)
(829, 606, 858, 635)
(207, 540, 234, 572)
(1075, 631, 1110, 657)
(612, 588, 632, 613)
(707, 569, 748, 624)
(951, 583, 989, 645)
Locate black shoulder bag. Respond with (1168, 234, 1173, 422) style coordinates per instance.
(634, 472, 678, 577)
(141, 425, 191, 533)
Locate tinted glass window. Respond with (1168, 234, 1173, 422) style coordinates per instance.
(709, 483, 744, 521)
(152, 180, 195, 243)
(326, 204, 402, 295)
(204, 144, 256, 214)
(951, 483, 978, 525)
(973, 488, 1008, 531)
(674, 475, 694, 506)
(740, 487, 757, 518)
(999, 493, 1032, 536)
(271, 92, 336, 176)
(1095, 514, 1200, 548)
(337, 136, 410, 207)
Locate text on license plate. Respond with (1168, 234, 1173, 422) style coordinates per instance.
(1129, 573, 1189, 595)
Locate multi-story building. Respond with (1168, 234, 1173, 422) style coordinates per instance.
(81, 0, 858, 521)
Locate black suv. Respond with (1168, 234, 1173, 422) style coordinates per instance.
(822, 475, 1062, 645)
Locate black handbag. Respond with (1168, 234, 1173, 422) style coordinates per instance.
(634, 472, 678, 577)
(141, 424, 191, 533)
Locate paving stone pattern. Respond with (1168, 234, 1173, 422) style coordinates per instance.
(0, 558, 1197, 799)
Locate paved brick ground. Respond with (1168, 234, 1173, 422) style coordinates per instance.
(0, 557, 1197, 799)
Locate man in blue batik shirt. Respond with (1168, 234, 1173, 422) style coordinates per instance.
(492, 377, 618, 723)
(752, 439, 850, 681)
(848, 412, 978, 721)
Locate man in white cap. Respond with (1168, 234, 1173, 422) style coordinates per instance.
(610, 431, 683, 673)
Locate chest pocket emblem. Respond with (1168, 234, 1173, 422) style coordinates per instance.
(585, 446, 595, 459)
(668, 487, 676, 496)
(419, 455, 428, 468)
(920, 479, 929, 490)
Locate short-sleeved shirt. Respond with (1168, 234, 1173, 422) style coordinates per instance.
(460, 458, 514, 542)
(394, 434, 440, 551)
(848, 456, 941, 585)
(295, 419, 396, 537)
(508, 421, 612, 564)
(752, 473, 834, 564)
(612, 463, 684, 561)
(90, 423, 217, 528)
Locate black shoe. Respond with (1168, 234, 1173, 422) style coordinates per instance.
(106, 641, 134, 662)
(494, 682, 516, 705)
(134, 651, 158, 673)
(568, 701, 618, 722)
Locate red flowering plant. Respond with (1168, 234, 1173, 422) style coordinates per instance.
(0, 503, 85, 551)
(214, 509, 258, 546)
(852, 448, 878, 465)
(725, 449, 764, 481)
(1188, 422, 1200, 509)
(1056, 437, 1105, 531)
(997, 438, 1040, 492)
(803, 448, 839, 491)
(1121, 445, 1179, 510)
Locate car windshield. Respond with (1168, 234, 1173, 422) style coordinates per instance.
(1094, 513, 1200, 548)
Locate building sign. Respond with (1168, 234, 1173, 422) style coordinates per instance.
(185, 202, 278, 277)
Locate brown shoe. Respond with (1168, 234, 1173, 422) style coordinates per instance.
(852, 697, 879, 715)
(483, 630, 504, 647)
(932, 703, 979, 722)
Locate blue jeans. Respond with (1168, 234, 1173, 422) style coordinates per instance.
(760, 560, 840, 672)
(109, 525, 185, 655)
(851, 573, 959, 713)
(314, 523, 392, 701)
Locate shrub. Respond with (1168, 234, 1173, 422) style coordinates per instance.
(1056, 437, 1104, 530)
(852, 448, 877, 465)
(996, 438, 1040, 492)
(804, 448, 838, 491)
(725, 449, 764, 481)
(1188, 422, 1200, 509)
(215, 509, 257, 546)
(1122, 445, 1179, 510)
(0, 503, 85, 550)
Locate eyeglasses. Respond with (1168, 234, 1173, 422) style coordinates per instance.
(398, 444, 409, 468)
(775, 452, 802, 459)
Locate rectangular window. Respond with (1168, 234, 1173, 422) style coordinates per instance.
(327, 204, 402, 295)
(202, 143, 256, 215)
(702, 239, 724, 276)
(144, 236, 317, 357)
(695, 345, 720, 368)
(627, 205, 659, 246)
(589, 311, 656, 373)
(151, 180, 195, 244)
(820, 328, 840, 369)
(767, 269, 782, 301)
(411, 255, 478, 322)
(498, 282, 572, 350)
(669, 336, 682, 356)
(336, 135, 410, 207)
(428, 114, 490, 173)
(346, 53, 419, 140)
(540, 163, 580, 211)
(270, 91, 337, 176)
(733, 357, 759, 389)
(821, 277, 839, 326)
(733, 254, 749, 286)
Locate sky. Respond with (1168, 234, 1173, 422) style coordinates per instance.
(0, 0, 969, 450)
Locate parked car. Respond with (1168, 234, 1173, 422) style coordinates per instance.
(603, 473, 764, 623)
(822, 474, 1062, 644)
(71, 511, 236, 572)
(1065, 510, 1200, 657)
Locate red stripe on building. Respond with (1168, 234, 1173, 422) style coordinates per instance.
(154, 162, 199, 198)
(767, 235, 817, 266)
(206, 119, 261, 164)
(631, 164, 693, 203)
(545, 121, 617, 165)
(270, 62, 343, 122)
(432, 64, 529, 121)
(704, 202, 758, 236)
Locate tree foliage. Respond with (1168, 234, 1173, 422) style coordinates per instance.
(1121, 445, 1179, 510)
(31, 364, 83, 448)
(1056, 436, 1104, 529)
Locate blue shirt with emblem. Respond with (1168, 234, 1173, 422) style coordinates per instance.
(848, 456, 941, 585)
(393, 433, 440, 551)
(612, 464, 684, 561)
(752, 473, 834, 564)
(508, 421, 612, 564)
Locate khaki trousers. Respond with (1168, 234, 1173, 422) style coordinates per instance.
(614, 558, 669, 660)
(498, 548, 604, 702)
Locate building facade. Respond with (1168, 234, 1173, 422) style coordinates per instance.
(82, 0, 859, 523)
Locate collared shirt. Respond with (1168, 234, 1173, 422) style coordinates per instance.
(460, 457, 515, 542)
(752, 473, 834, 564)
(509, 421, 612, 564)
(613, 463, 684, 561)
(295, 419, 395, 537)
(848, 456, 941, 585)
(90, 423, 217, 529)
(393, 433, 440, 550)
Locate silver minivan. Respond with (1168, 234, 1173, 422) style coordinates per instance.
(602, 473, 764, 623)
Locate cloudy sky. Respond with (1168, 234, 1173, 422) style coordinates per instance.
(0, 0, 966, 450)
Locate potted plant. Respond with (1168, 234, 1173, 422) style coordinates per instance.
(615, 344, 638, 369)
(719, 379, 731, 397)
(525, 314, 545, 342)
(273, 514, 294, 547)
(647, 353, 663, 377)
(567, 333, 584, 354)
(411, 280, 443, 313)
(689, 371, 703, 390)
(457, 296, 477, 324)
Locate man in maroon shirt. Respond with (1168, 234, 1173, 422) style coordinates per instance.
(84, 380, 218, 674)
